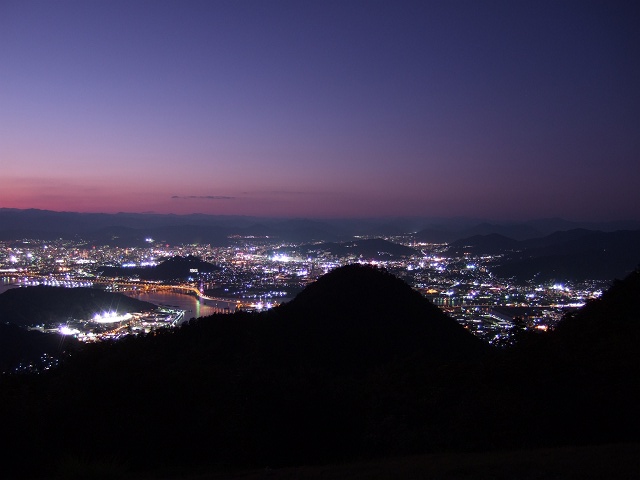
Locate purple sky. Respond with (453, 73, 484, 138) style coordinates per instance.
(1, 0, 639, 220)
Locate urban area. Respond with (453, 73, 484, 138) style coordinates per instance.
(1, 234, 605, 351)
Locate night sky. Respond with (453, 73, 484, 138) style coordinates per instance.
(1, 1, 639, 220)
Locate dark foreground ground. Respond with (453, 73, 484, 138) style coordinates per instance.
(86, 443, 638, 480)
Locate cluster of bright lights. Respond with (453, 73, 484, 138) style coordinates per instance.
(21, 279, 93, 288)
(92, 311, 133, 323)
(59, 326, 80, 335)
(254, 301, 273, 310)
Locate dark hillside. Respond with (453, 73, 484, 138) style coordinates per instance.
(476, 268, 640, 447)
(0, 323, 78, 372)
(0, 266, 637, 478)
(555, 267, 640, 349)
(0, 265, 485, 477)
(276, 264, 484, 372)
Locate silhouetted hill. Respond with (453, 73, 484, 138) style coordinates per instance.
(0, 265, 486, 477)
(553, 268, 640, 362)
(471, 268, 640, 448)
(1, 266, 638, 478)
(97, 255, 220, 281)
(0, 323, 78, 373)
(273, 264, 485, 373)
(0, 286, 155, 327)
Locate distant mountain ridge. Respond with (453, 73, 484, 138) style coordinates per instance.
(416, 218, 640, 243)
(448, 229, 640, 281)
(2, 208, 639, 245)
(493, 229, 640, 281)
(274, 238, 419, 260)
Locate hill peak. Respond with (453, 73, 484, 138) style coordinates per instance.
(289, 264, 415, 307)
(277, 264, 484, 368)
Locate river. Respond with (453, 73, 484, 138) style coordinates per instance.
(0, 277, 17, 295)
(0, 277, 236, 320)
(125, 291, 238, 320)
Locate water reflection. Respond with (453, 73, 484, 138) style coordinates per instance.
(126, 291, 236, 319)
(0, 277, 18, 295)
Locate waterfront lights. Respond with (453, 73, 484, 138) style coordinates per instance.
(59, 326, 80, 335)
(92, 312, 133, 323)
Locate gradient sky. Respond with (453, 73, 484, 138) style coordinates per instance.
(1, 0, 639, 220)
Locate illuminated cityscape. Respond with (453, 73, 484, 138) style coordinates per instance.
(0, 233, 606, 350)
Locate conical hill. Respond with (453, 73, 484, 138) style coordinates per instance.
(272, 264, 485, 372)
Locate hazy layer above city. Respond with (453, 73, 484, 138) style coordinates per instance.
(2, 208, 640, 244)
